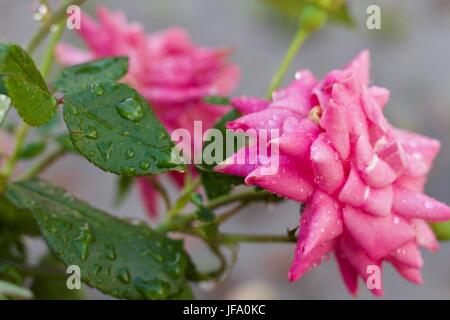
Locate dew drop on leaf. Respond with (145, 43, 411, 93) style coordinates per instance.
(90, 83, 105, 96)
(120, 129, 131, 137)
(85, 126, 99, 139)
(167, 265, 182, 278)
(105, 244, 117, 261)
(94, 264, 103, 276)
(97, 141, 113, 161)
(133, 278, 170, 299)
(32, 3, 48, 21)
(125, 148, 135, 159)
(116, 97, 145, 122)
(139, 161, 150, 170)
(72, 224, 95, 261)
(117, 267, 131, 284)
(121, 166, 136, 175)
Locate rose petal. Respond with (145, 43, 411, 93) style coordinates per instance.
(297, 191, 343, 256)
(343, 207, 416, 261)
(393, 186, 450, 221)
(310, 135, 345, 194)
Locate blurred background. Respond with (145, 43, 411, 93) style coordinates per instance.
(1, 0, 450, 299)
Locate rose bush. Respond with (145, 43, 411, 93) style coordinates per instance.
(0, 1, 449, 300)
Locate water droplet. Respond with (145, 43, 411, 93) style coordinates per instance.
(94, 264, 103, 276)
(85, 126, 99, 139)
(139, 161, 150, 170)
(425, 201, 434, 209)
(120, 129, 131, 137)
(125, 148, 135, 159)
(121, 166, 136, 175)
(105, 244, 117, 261)
(32, 2, 48, 21)
(140, 249, 163, 262)
(167, 265, 182, 278)
(117, 267, 131, 284)
(72, 224, 95, 261)
(49, 24, 59, 32)
(90, 83, 105, 96)
(134, 278, 171, 299)
(97, 141, 113, 161)
(116, 98, 145, 122)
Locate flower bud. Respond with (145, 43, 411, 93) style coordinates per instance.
(314, 0, 344, 12)
(298, 4, 328, 33)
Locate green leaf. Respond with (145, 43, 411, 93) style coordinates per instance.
(0, 231, 26, 263)
(31, 254, 84, 300)
(0, 76, 7, 95)
(197, 167, 244, 200)
(0, 94, 11, 127)
(0, 264, 23, 285)
(431, 222, 450, 241)
(0, 194, 39, 235)
(190, 193, 215, 222)
(0, 280, 33, 299)
(0, 43, 55, 127)
(6, 179, 190, 300)
(0, 231, 26, 285)
(115, 176, 134, 205)
(189, 192, 218, 239)
(202, 95, 231, 105)
(63, 82, 184, 176)
(54, 57, 128, 93)
(171, 283, 195, 300)
(19, 141, 46, 160)
(198, 109, 244, 199)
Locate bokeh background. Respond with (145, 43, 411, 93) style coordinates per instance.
(1, 0, 450, 299)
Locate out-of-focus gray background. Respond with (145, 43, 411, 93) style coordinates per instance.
(1, 0, 450, 299)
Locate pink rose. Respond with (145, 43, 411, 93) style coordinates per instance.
(216, 50, 450, 296)
(56, 7, 240, 217)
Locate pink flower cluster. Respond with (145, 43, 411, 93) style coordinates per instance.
(57, 7, 239, 217)
(216, 51, 450, 295)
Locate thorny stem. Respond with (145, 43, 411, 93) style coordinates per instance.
(157, 189, 276, 232)
(216, 233, 296, 243)
(205, 189, 274, 211)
